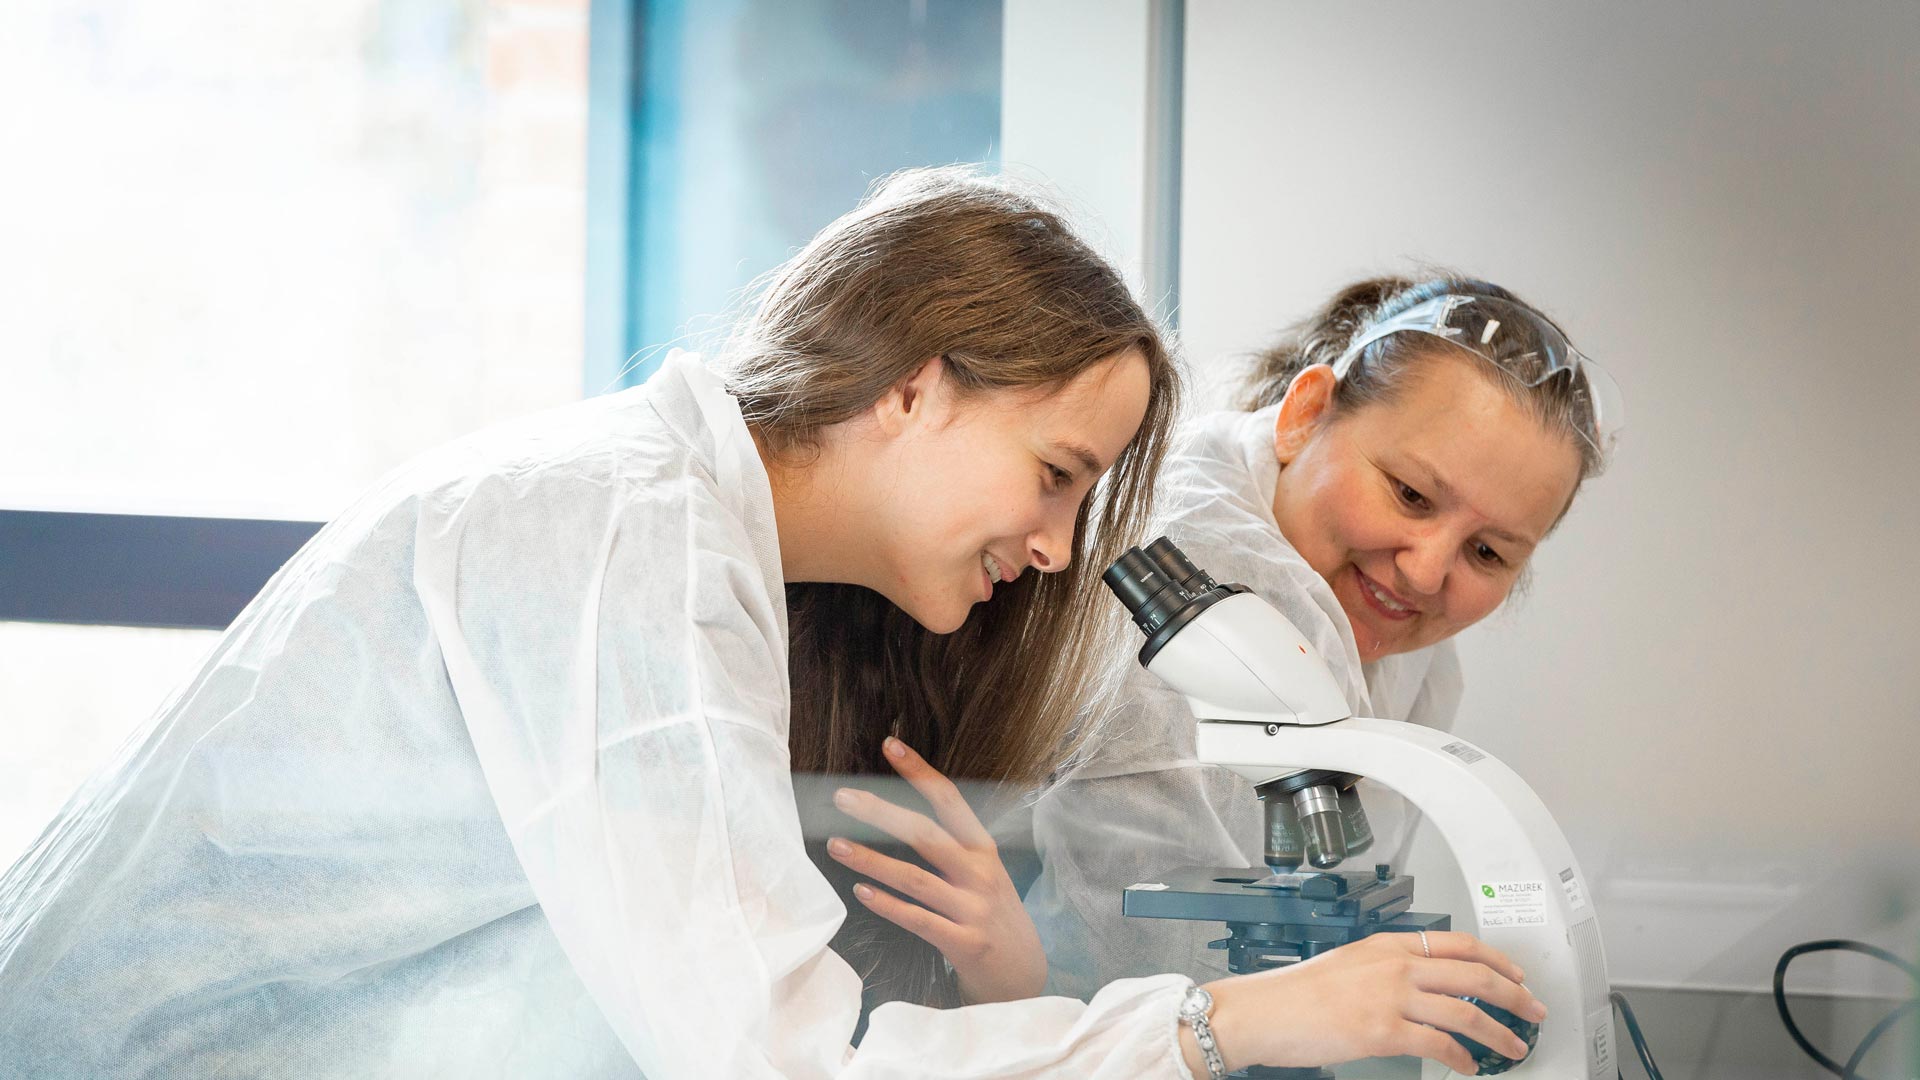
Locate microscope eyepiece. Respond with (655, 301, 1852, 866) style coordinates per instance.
(1101, 549, 1175, 623)
(1143, 536, 1216, 595)
(1102, 537, 1248, 665)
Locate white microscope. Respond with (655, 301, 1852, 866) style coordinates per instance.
(1103, 538, 1615, 1080)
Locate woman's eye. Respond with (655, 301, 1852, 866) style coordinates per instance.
(1474, 542, 1506, 567)
(1046, 464, 1074, 490)
(1394, 480, 1429, 509)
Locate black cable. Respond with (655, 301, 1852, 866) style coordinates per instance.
(1842, 1000, 1917, 1080)
(1611, 990, 1666, 1080)
(1773, 939, 1920, 1080)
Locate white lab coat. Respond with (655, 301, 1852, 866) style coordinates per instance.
(0, 353, 1189, 1079)
(1026, 406, 1464, 1000)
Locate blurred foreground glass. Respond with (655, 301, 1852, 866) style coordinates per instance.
(0, 0, 591, 519)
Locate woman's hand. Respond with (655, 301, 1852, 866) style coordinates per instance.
(827, 736, 1047, 1004)
(1186, 930, 1547, 1078)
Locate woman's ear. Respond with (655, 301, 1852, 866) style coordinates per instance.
(1272, 364, 1337, 465)
(873, 355, 948, 435)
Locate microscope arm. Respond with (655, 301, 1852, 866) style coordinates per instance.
(1197, 716, 1615, 1080)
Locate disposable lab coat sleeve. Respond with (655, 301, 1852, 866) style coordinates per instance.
(851, 976, 1192, 1078)
(410, 358, 1194, 1080)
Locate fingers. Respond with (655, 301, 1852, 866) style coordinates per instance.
(1405, 992, 1532, 1063)
(1410, 956, 1545, 1025)
(1399, 1024, 1484, 1077)
(834, 786, 966, 874)
(1390, 932, 1544, 1067)
(881, 737, 994, 848)
(850, 880, 960, 952)
(826, 836, 962, 915)
(1413, 931, 1528, 986)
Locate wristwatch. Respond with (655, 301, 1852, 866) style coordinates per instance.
(1177, 983, 1228, 1080)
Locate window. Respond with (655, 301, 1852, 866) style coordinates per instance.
(0, 0, 592, 857)
(0, 0, 591, 519)
(618, 0, 1003, 379)
(1, 0, 1004, 865)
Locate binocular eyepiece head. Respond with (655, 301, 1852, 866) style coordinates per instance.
(1102, 537, 1245, 664)
(1103, 536, 1220, 636)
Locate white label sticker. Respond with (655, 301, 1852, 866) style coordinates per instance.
(1559, 867, 1589, 912)
(1440, 740, 1486, 765)
(1125, 882, 1169, 891)
(1474, 880, 1551, 927)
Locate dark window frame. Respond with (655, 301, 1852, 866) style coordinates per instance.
(0, 511, 323, 630)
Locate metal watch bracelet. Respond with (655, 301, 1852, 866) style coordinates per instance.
(1177, 983, 1227, 1080)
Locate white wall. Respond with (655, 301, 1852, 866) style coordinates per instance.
(1179, 1, 1920, 995)
(1001, 0, 1182, 319)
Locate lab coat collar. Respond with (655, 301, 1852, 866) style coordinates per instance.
(646, 349, 788, 636)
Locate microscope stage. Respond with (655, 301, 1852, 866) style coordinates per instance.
(1123, 865, 1448, 941)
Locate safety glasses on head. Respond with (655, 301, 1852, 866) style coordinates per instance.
(1329, 294, 1625, 457)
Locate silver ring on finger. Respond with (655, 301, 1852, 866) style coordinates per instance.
(1418, 929, 1432, 958)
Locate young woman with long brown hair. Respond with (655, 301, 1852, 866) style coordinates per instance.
(0, 176, 1539, 1078)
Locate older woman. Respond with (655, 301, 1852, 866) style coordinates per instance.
(1027, 274, 1621, 1015)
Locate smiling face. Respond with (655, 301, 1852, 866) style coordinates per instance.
(862, 350, 1153, 634)
(1269, 353, 1584, 662)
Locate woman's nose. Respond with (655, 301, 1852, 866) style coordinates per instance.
(1027, 506, 1075, 573)
(1394, 534, 1452, 596)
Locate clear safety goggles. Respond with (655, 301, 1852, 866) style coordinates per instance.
(1329, 294, 1625, 456)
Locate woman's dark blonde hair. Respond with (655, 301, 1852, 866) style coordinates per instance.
(1242, 274, 1606, 484)
(724, 166, 1180, 1012)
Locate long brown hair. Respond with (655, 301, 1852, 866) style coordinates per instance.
(723, 167, 1180, 1011)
